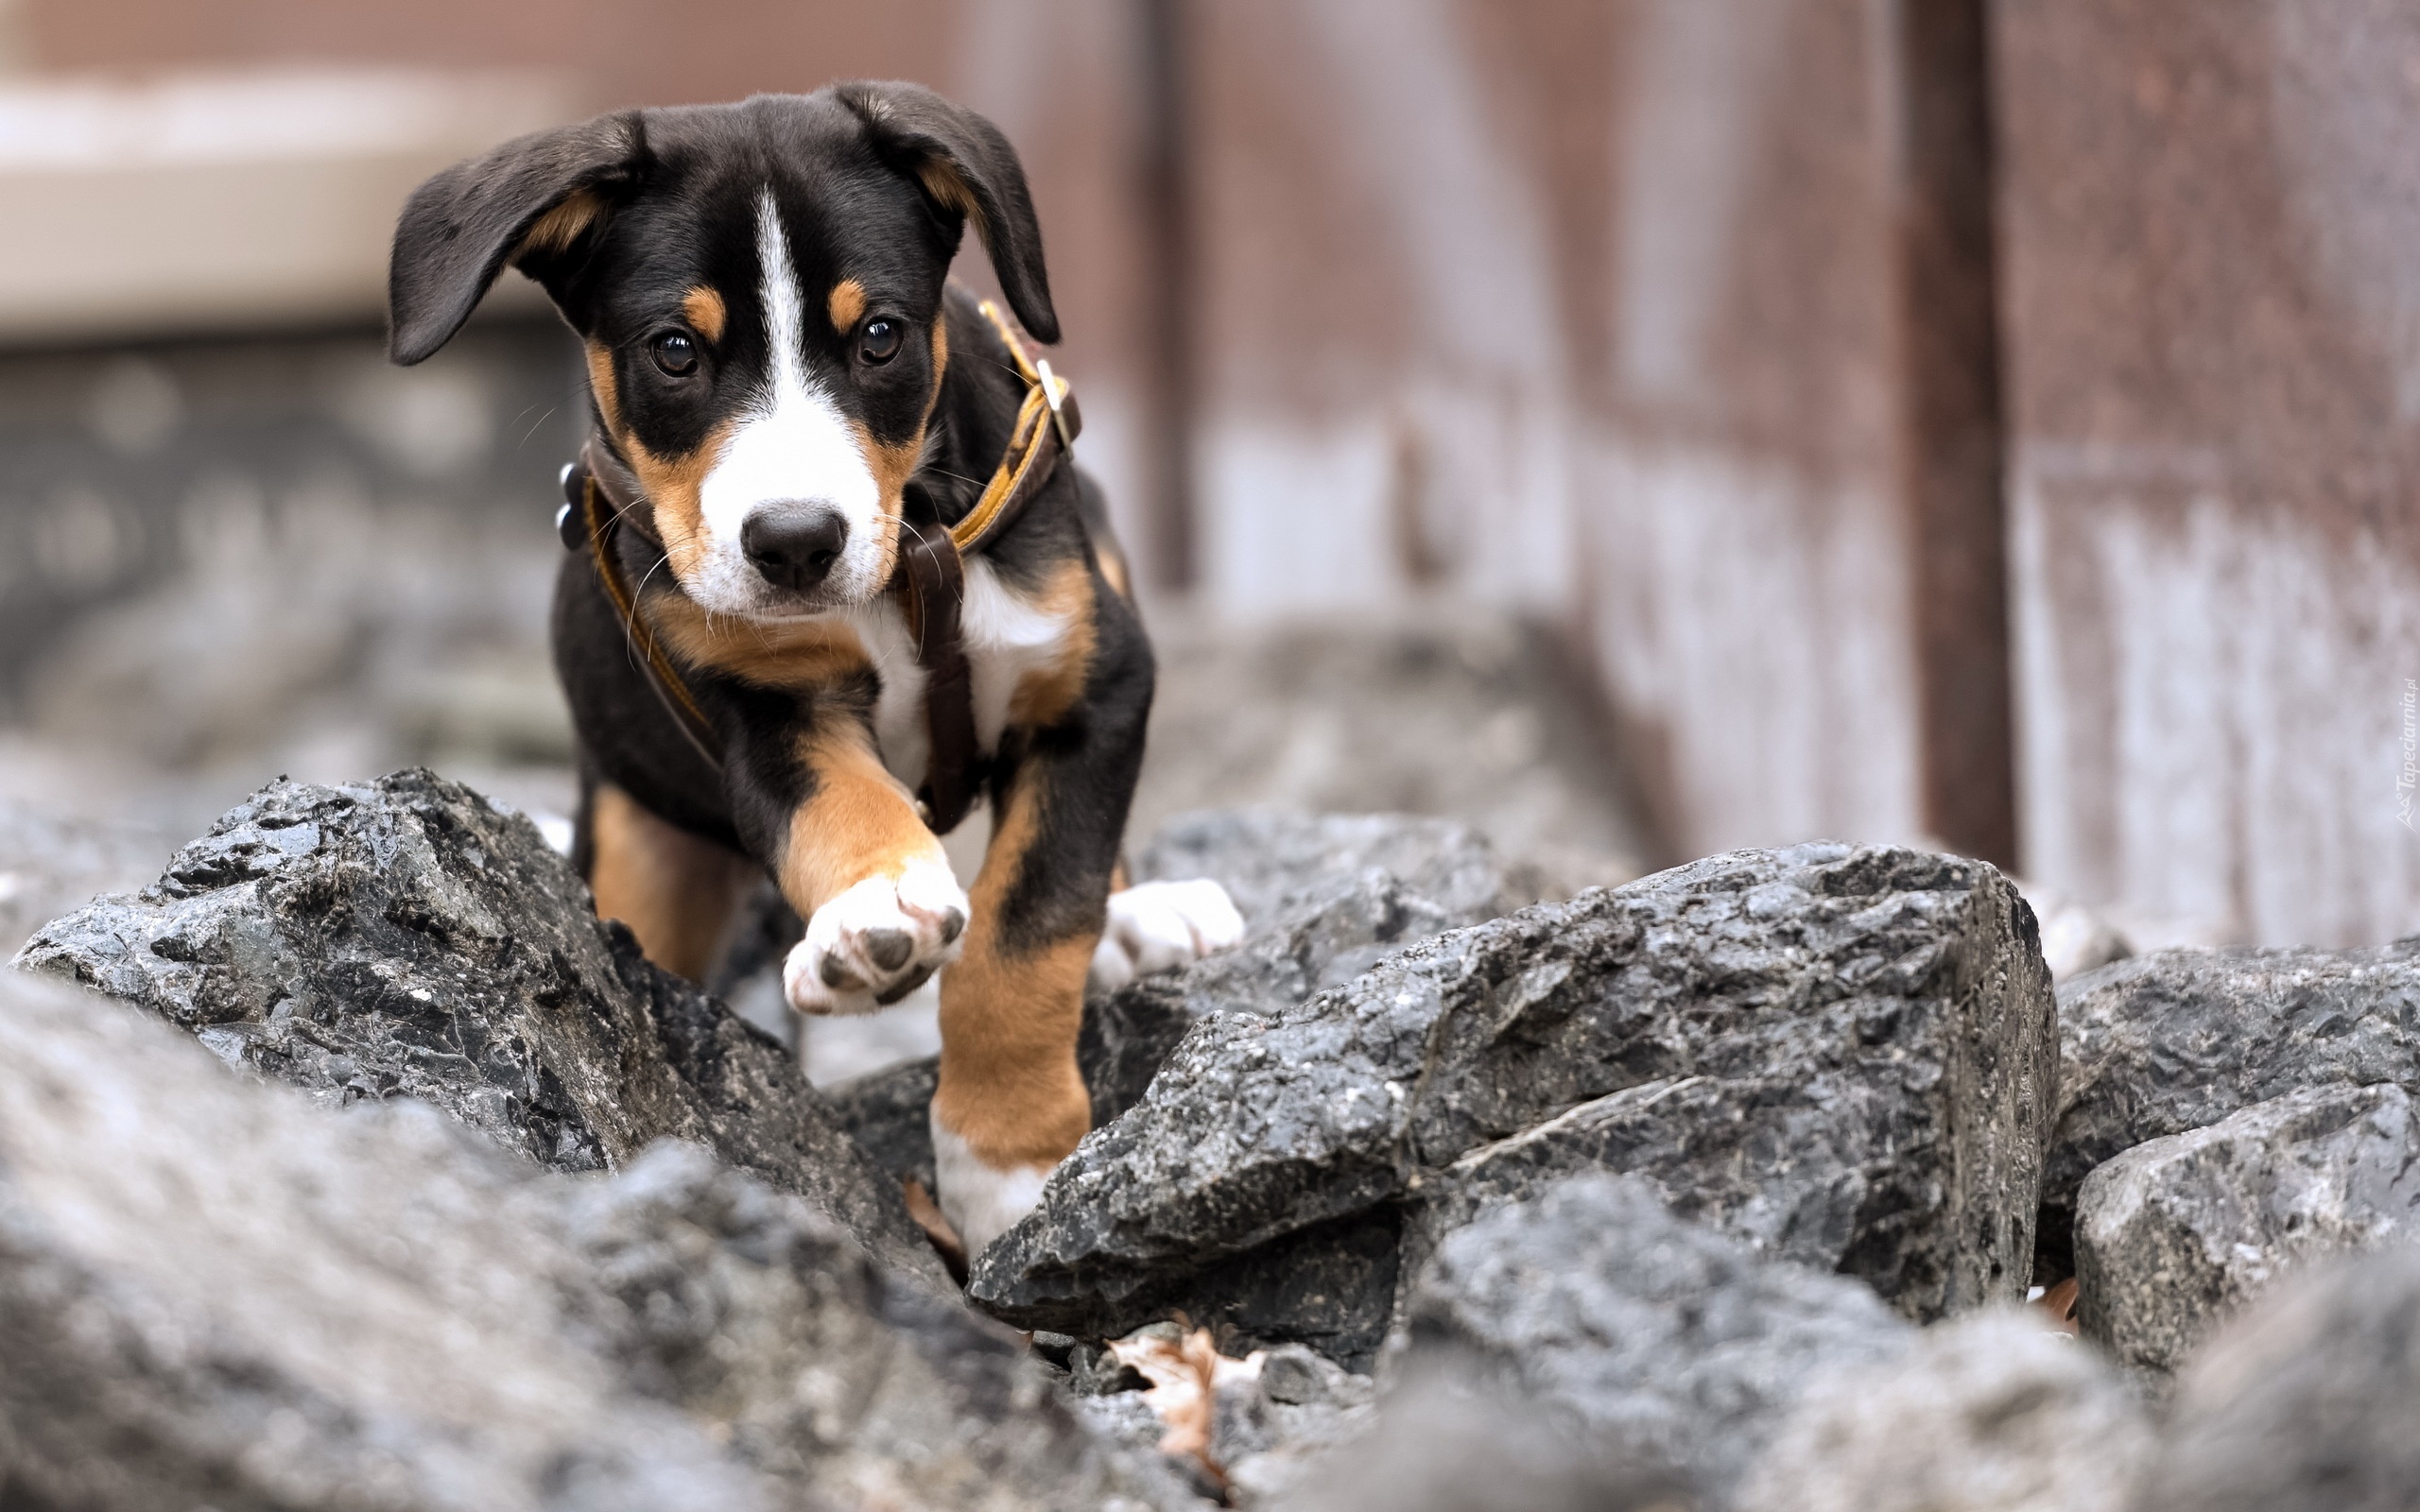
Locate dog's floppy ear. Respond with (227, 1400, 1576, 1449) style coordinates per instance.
(388, 111, 648, 366)
(835, 81, 1059, 344)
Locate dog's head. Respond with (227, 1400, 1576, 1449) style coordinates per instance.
(389, 83, 1055, 619)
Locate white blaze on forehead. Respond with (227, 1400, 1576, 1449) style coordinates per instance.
(691, 188, 884, 608)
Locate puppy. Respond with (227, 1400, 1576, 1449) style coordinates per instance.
(388, 82, 1240, 1252)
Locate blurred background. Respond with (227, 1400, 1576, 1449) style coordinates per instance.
(0, 0, 2416, 970)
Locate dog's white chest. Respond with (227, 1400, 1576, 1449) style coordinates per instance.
(850, 557, 1080, 797)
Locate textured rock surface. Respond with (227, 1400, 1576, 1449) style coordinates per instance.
(2137, 1246, 2420, 1512)
(1397, 1175, 1911, 1503)
(2043, 942, 2420, 1277)
(0, 969, 1187, 1512)
(971, 844, 2055, 1359)
(1737, 1308, 2152, 1512)
(0, 971, 767, 1512)
(832, 811, 1537, 1197)
(2074, 1081, 2420, 1373)
(13, 769, 941, 1282)
(553, 1143, 1188, 1511)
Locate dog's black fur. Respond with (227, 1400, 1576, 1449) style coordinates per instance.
(389, 84, 1154, 1234)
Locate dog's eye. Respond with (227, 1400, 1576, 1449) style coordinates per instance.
(857, 318, 903, 366)
(649, 331, 699, 377)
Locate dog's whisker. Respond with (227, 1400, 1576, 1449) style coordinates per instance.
(513, 404, 559, 449)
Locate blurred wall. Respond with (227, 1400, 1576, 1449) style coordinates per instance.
(9, 0, 1177, 583)
(1184, 0, 2013, 872)
(1994, 0, 2420, 945)
(7, 0, 2417, 943)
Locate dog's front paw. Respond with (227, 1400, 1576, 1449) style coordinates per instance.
(1087, 878, 1247, 994)
(784, 860, 968, 1016)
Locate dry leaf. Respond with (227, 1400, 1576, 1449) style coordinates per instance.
(1105, 1324, 1265, 1492)
(2036, 1276, 2081, 1335)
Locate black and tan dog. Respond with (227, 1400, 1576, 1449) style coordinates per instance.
(387, 82, 1240, 1251)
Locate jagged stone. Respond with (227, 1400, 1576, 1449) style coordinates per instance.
(0, 968, 1189, 1512)
(12, 769, 941, 1283)
(968, 844, 2055, 1363)
(2137, 1246, 2420, 1512)
(2043, 942, 2420, 1279)
(2074, 1081, 2420, 1374)
(1396, 1174, 1912, 1505)
(1737, 1308, 2153, 1512)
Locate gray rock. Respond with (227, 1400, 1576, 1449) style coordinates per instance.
(2137, 1246, 2420, 1512)
(0, 966, 770, 1511)
(2074, 1081, 2420, 1374)
(1397, 1174, 1911, 1503)
(12, 768, 942, 1283)
(969, 844, 2055, 1361)
(556, 1143, 1187, 1510)
(0, 968, 1184, 1512)
(1737, 1308, 2152, 1512)
(2044, 942, 2420, 1279)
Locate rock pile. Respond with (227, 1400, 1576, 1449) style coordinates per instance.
(8, 770, 2420, 1510)
(2042, 941, 2420, 1288)
(0, 969, 1184, 1511)
(968, 841, 2057, 1366)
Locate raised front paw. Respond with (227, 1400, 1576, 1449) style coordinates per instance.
(1087, 877, 1247, 994)
(784, 859, 969, 1016)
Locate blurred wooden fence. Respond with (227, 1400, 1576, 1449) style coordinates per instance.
(12, 0, 2419, 945)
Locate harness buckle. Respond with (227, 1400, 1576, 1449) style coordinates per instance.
(1035, 357, 1075, 452)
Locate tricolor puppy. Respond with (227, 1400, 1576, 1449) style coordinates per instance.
(387, 82, 1241, 1253)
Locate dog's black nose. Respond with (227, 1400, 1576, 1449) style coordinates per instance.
(742, 506, 849, 592)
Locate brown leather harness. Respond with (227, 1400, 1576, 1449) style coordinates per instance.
(562, 299, 1080, 836)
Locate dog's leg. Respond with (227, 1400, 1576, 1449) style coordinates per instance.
(586, 781, 759, 982)
(929, 762, 1108, 1256)
(772, 728, 971, 1017)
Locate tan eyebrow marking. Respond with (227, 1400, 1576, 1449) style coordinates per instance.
(827, 278, 867, 335)
(681, 286, 727, 342)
